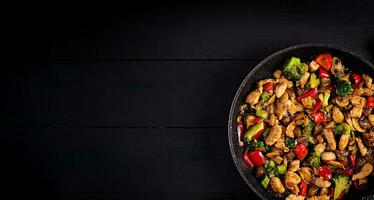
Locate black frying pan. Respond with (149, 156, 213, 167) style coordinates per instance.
(228, 44, 374, 200)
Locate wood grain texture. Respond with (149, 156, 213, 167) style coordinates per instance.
(4, 61, 257, 127)
(2, 128, 255, 200)
(4, 1, 374, 61)
(3, 1, 374, 199)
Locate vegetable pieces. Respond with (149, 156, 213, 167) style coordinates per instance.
(283, 57, 308, 81)
(236, 53, 374, 199)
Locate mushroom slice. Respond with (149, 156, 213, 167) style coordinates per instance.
(327, 160, 345, 168)
(332, 106, 344, 123)
(352, 118, 366, 132)
(356, 137, 368, 156)
(314, 177, 331, 188)
(352, 163, 373, 180)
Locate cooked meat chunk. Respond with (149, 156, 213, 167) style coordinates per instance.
(266, 124, 282, 146)
(362, 74, 373, 88)
(332, 106, 344, 123)
(323, 129, 336, 150)
(352, 163, 373, 180)
(356, 137, 368, 156)
(271, 177, 285, 194)
(245, 89, 261, 106)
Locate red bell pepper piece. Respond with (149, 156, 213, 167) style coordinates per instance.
(253, 123, 266, 139)
(310, 112, 325, 125)
(299, 180, 308, 196)
(298, 88, 318, 100)
(294, 143, 308, 161)
(343, 168, 353, 176)
(351, 74, 362, 88)
(237, 124, 244, 146)
(248, 150, 266, 166)
(327, 84, 334, 91)
(366, 96, 374, 108)
(315, 53, 333, 71)
(313, 99, 322, 113)
(263, 82, 274, 94)
(349, 154, 356, 168)
(318, 165, 333, 180)
(242, 150, 254, 169)
(319, 68, 330, 78)
(253, 117, 264, 125)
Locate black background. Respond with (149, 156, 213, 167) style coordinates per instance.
(3, 1, 374, 199)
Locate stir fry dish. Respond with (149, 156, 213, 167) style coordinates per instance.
(236, 53, 374, 200)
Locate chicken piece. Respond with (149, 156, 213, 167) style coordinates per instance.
(350, 106, 363, 118)
(290, 185, 300, 195)
(369, 115, 374, 126)
(314, 143, 326, 154)
(285, 171, 301, 189)
(275, 79, 288, 98)
(332, 106, 344, 123)
(352, 163, 373, 180)
(323, 129, 336, 150)
(266, 124, 282, 146)
(286, 121, 296, 138)
(301, 97, 313, 109)
(298, 167, 312, 182)
(296, 72, 310, 89)
(269, 114, 278, 126)
(339, 133, 350, 150)
(308, 60, 320, 72)
(275, 133, 287, 151)
(275, 93, 290, 120)
(307, 195, 330, 200)
(273, 69, 282, 79)
(356, 137, 368, 156)
(351, 96, 366, 106)
(314, 177, 331, 188)
(286, 194, 305, 200)
(274, 156, 284, 164)
(321, 151, 336, 161)
(289, 160, 300, 172)
(245, 89, 261, 107)
(271, 177, 285, 194)
(362, 74, 373, 88)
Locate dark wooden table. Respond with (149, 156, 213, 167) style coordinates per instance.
(3, 2, 374, 199)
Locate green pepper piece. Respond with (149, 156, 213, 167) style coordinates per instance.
(243, 122, 265, 144)
(261, 175, 270, 189)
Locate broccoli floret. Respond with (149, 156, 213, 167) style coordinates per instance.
(285, 137, 297, 149)
(259, 92, 270, 103)
(247, 140, 257, 151)
(302, 119, 314, 137)
(336, 80, 353, 96)
(308, 73, 320, 89)
(307, 152, 320, 167)
(333, 175, 350, 200)
(283, 57, 308, 81)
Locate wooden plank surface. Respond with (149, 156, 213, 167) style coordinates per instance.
(4, 61, 256, 127)
(4, 1, 374, 61)
(3, 1, 374, 199)
(3, 128, 254, 200)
